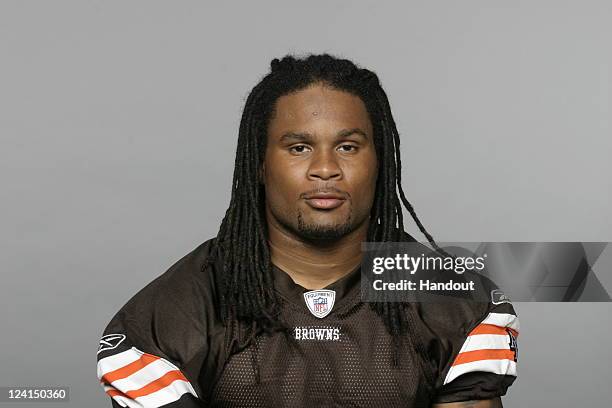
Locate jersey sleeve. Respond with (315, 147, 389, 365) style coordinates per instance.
(431, 299, 519, 404)
(96, 240, 225, 408)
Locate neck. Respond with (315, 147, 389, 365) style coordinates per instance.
(267, 216, 368, 290)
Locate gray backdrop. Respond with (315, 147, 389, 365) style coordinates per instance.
(1, 1, 610, 407)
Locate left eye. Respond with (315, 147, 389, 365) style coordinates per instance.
(338, 144, 357, 152)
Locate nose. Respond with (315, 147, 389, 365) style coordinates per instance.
(307, 149, 342, 181)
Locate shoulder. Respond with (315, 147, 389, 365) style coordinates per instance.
(118, 237, 222, 323)
(415, 269, 516, 336)
(97, 237, 225, 366)
(413, 276, 520, 403)
(125, 237, 221, 325)
(96, 237, 226, 405)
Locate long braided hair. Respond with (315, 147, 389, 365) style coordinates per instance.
(210, 54, 440, 384)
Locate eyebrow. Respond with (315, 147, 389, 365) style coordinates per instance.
(278, 128, 369, 143)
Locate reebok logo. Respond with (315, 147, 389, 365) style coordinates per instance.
(98, 333, 126, 354)
(491, 289, 512, 305)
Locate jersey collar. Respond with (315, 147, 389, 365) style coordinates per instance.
(271, 263, 361, 311)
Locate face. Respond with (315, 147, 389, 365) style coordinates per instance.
(262, 83, 378, 242)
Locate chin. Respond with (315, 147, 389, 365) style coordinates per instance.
(296, 219, 355, 242)
(297, 229, 350, 242)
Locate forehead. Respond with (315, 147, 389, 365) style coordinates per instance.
(268, 83, 372, 136)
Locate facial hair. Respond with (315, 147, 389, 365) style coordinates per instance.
(294, 208, 355, 243)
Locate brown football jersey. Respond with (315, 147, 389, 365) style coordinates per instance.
(96, 238, 519, 407)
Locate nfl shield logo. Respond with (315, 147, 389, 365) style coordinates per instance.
(303, 290, 336, 318)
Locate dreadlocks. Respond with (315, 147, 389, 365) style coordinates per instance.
(210, 54, 441, 379)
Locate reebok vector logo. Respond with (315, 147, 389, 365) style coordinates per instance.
(303, 290, 336, 318)
(98, 334, 126, 354)
(491, 289, 512, 305)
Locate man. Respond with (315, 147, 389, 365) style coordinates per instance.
(96, 54, 519, 407)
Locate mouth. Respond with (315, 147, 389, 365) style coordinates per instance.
(304, 192, 346, 210)
(304, 197, 346, 210)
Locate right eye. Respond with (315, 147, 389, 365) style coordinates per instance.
(289, 145, 311, 154)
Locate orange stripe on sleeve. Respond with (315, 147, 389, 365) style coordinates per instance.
(106, 389, 125, 398)
(470, 324, 519, 338)
(452, 349, 516, 366)
(125, 370, 189, 399)
(102, 353, 160, 384)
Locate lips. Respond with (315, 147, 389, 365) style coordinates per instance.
(303, 192, 347, 210)
(305, 198, 345, 210)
